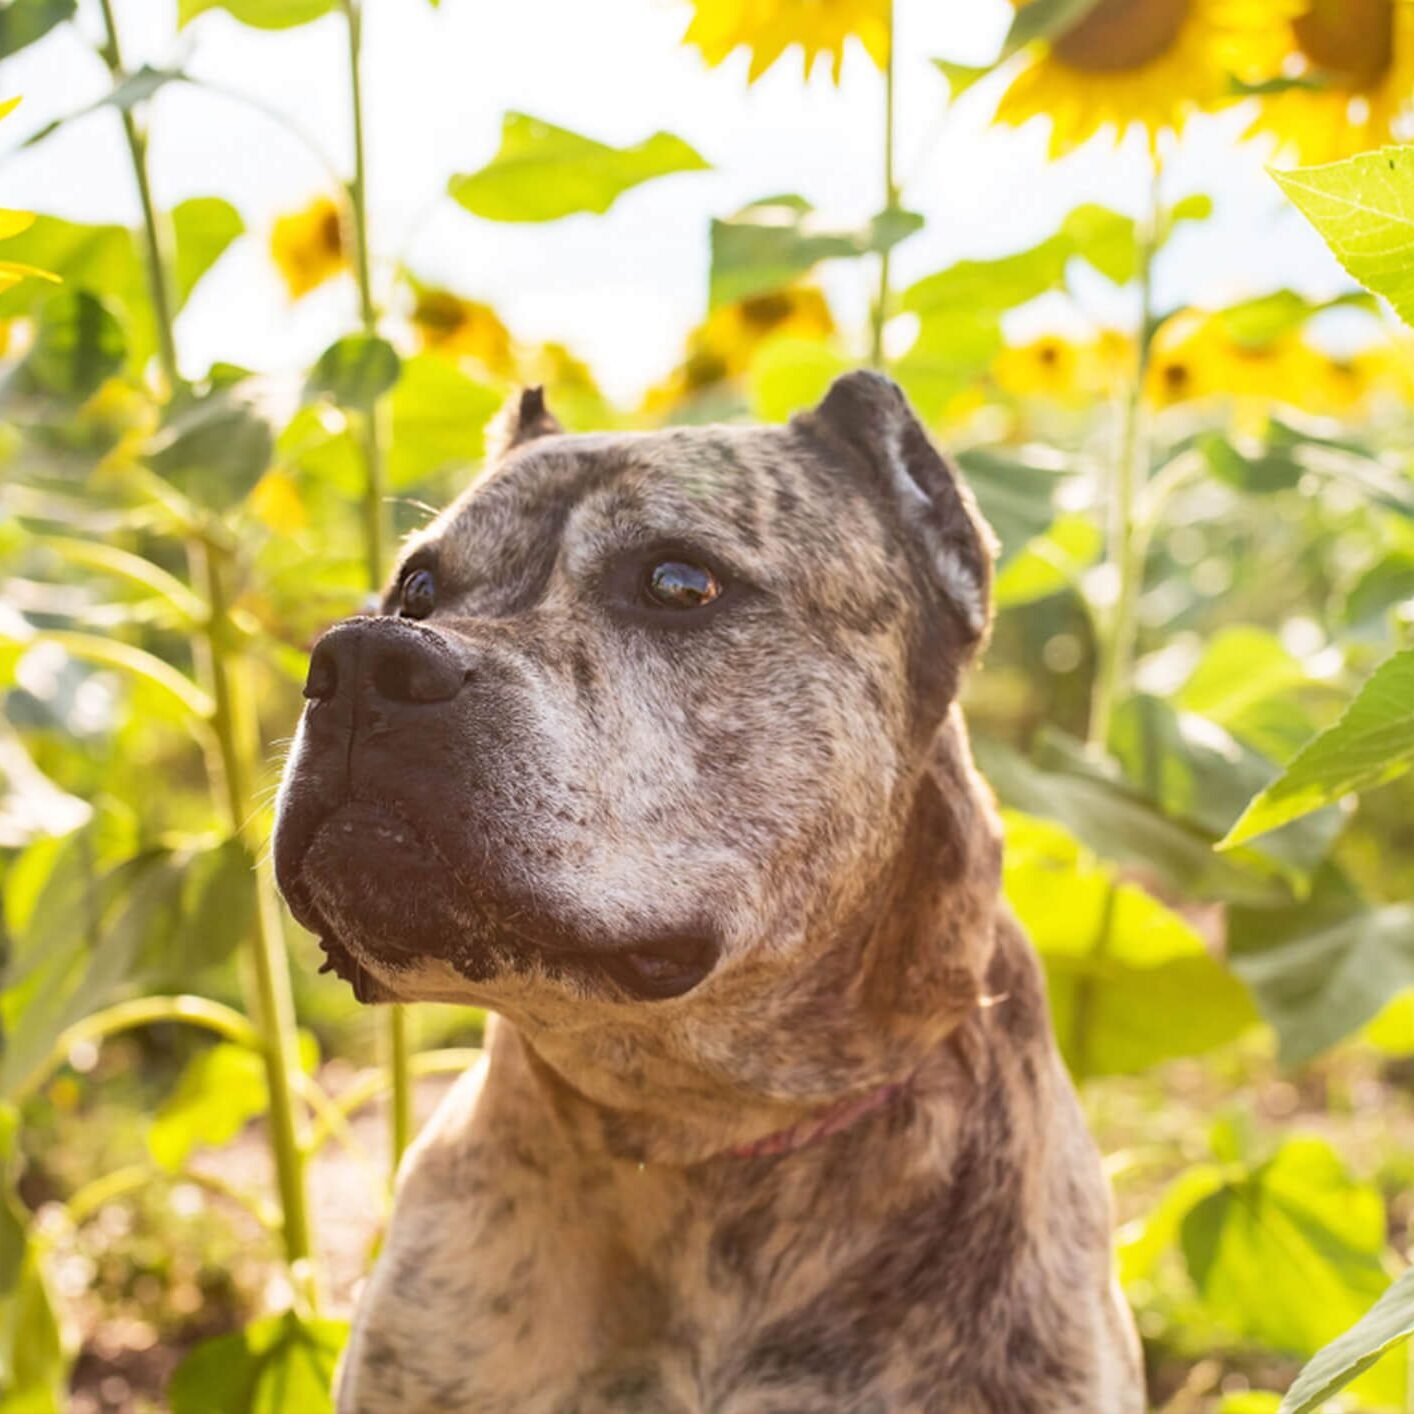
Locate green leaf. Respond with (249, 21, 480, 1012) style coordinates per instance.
(449, 112, 708, 223)
(1281, 1267, 1414, 1414)
(388, 354, 499, 491)
(1345, 549, 1414, 634)
(977, 732, 1295, 907)
(21, 66, 183, 150)
(148, 1041, 266, 1170)
(1112, 696, 1345, 890)
(1175, 625, 1317, 763)
(903, 237, 1070, 318)
(0, 0, 74, 58)
(710, 196, 921, 309)
(1059, 203, 1137, 284)
(1000, 0, 1104, 57)
(746, 337, 851, 423)
(0, 1247, 65, 1409)
(1273, 148, 1414, 330)
(1222, 649, 1414, 846)
(306, 334, 402, 412)
(173, 196, 244, 308)
(953, 446, 1059, 565)
(169, 1312, 348, 1413)
(179, 0, 336, 27)
(1003, 812, 1257, 1077)
(17, 290, 125, 400)
(0, 844, 188, 1099)
(931, 58, 993, 100)
(1199, 431, 1304, 495)
(1181, 1138, 1390, 1356)
(1215, 289, 1375, 349)
(147, 385, 275, 512)
(1169, 192, 1215, 225)
(1228, 880, 1414, 1066)
(993, 514, 1102, 608)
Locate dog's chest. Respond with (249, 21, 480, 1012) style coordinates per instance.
(338, 1167, 915, 1413)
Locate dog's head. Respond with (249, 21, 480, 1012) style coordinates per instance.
(273, 371, 1002, 1126)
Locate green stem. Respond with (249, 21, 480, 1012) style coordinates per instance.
(95, 0, 315, 1302)
(96, 0, 179, 392)
(1087, 157, 1162, 750)
(198, 541, 316, 1296)
(340, 0, 412, 1175)
(868, 1, 897, 370)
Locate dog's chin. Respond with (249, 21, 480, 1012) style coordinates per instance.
(281, 801, 721, 1005)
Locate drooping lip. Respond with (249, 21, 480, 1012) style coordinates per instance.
(275, 799, 720, 1003)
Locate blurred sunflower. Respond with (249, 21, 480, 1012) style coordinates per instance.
(1243, 0, 1414, 162)
(1144, 314, 1223, 406)
(270, 196, 348, 300)
(0, 97, 59, 295)
(993, 335, 1083, 401)
(681, 0, 889, 83)
(411, 287, 515, 376)
(995, 0, 1270, 155)
(643, 287, 835, 413)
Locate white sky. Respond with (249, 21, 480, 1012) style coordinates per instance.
(0, 0, 1357, 403)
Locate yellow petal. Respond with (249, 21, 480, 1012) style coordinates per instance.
(0, 209, 36, 240)
(0, 97, 21, 123)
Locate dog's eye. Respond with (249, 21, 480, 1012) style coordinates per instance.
(643, 560, 721, 611)
(400, 568, 437, 620)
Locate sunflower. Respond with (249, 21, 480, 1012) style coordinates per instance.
(270, 196, 348, 300)
(680, 0, 889, 83)
(411, 287, 515, 376)
(642, 287, 835, 413)
(994, 0, 1268, 156)
(993, 335, 1084, 401)
(1243, 0, 1414, 163)
(0, 98, 59, 295)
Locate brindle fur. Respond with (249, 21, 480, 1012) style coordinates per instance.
(274, 372, 1144, 1412)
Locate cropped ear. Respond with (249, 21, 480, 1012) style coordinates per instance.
(486, 385, 563, 461)
(803, 370, 996, 647)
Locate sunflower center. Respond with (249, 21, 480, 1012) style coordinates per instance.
(1053, 0, 1191, 72)
(1292, 0, 1393, 87)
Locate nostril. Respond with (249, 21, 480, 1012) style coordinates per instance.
(303, 644, 339, 701)
(367, 631, 466, 704)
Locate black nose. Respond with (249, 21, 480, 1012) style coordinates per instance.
(304, 617, 466, 706)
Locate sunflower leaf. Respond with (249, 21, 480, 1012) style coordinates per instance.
(449, 113, 709, 223)
(1221, 649, 1414, 847)
(179, 0, 337, 27)
(173, 196, 244, 308)
(0, 0, 75, 58)
(710, 196, 921, 308)
(1273, 147, 1414, 330)
(1280, 1268, 1414, 1414)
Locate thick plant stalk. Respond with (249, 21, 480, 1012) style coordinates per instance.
(199, 542, 317, 1290)
(868, 0, 897, 370)
(341, 0, 414, 1172)
(95, 0, 316, 1297)
(96, 0, 178, 392)
(1087, 159, 1161, 750)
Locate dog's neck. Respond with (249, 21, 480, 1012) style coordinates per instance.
(499, 711, 1009, 1167)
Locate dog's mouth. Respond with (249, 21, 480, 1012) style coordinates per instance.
(277, 799, 719, 1003)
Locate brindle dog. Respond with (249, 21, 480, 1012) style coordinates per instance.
(273, 371, 1144, 1413)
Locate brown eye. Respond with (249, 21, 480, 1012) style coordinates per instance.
(400, 567, 436, 619)
(643, 560, 721, 610)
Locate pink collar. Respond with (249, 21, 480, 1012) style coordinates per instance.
(725, 1077, 912, 1160)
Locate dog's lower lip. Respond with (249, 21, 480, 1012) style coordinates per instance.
(598, 937, 718, 1000)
